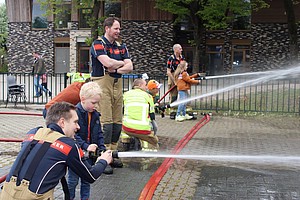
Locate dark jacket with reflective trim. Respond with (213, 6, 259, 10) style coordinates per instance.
(5, 123, 108, 194)
(75, 102, 106, 151)
(90, 36, 130, 78)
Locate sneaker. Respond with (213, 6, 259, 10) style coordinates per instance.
(184, 114, 193, 120)
(34, 93, 42, 98)
(175, 115, 185, 122)
(48, 91, 52, 97)
(142, 148, 158, 152)
(111, 158, 123, 168)
(103, 164, 113, 174)
(142, 148, 151, 152)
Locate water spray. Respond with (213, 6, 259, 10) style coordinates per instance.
(170, 66, 300, 107)
(204, 70, 271, 80)
(201, 69, 296, 80)
(116, 151, 300, 167)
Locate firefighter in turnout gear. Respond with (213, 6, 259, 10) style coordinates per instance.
(122, 79, 159, 151)
(90, 17, 133, 166)
(0, 102, 112, 200)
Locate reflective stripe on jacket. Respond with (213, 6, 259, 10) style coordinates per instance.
(122, 89, 154, 134)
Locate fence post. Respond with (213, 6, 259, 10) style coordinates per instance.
(64, 73, 68, 88)
(298, 96, 300, 116)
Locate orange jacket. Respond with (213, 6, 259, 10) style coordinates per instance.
(176, 71, 199, 91)
(45, 82, 84, 110)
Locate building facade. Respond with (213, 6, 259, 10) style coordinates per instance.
(6, 0, 173, 76)
(5, 0, 300, 76)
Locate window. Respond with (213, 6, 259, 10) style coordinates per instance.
(232, 45, 250, 73)
(79, 8, 92, 29)
(55, 43, 70, 47)
(78, 1, 121, 29)
(174, 18, 194, 45)
(78, 43, 90, 73)
(206, 45, 224, 75)
(105, 1, 121, 18)
(55, 2, 71, 29)
(32, 0, 48, 29)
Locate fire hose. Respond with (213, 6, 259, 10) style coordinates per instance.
(139, 114, 211, 200)
(157, 84, 176, 104)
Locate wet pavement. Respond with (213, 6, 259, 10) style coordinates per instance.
(0, 104, 300, 200)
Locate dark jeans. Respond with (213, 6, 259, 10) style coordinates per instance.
(34, 75, 47, 95)
(68, 158, 93, 200)
(42, 108, 47, 119)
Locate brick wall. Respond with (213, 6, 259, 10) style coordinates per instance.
(7, 22, 69, 74)
(7, 21, 299, 75)
(205, 23, 300, 73)
(121, 20, 173, 76)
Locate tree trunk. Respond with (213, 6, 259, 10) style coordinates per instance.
(91, 0, 102, 40)
(190, 1, 205, 73)
(193, 26, 206, 73)
(283, 0, 298, 64)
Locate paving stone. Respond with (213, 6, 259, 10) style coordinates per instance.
(1, 107, 300, 199)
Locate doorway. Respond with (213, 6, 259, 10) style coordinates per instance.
(206, 45, 224, 75)
(78, 47, 90, 73)
(55, 47, 70, 73)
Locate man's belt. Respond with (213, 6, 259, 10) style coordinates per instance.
(91, 73, 121, 80)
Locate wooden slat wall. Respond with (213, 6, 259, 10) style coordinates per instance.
(6, 0, 31, 22)
(71, 0, 78, 21)
(7, 0, 299, 24)
(252, 0, 300, 23)
(121, 0, 172, 21)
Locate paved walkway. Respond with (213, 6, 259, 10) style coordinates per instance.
(0, 104, 300, 199)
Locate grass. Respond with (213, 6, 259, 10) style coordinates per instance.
(0, 64, 8, 72)
(194, 87, 300, 114)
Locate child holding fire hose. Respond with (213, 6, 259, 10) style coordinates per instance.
(68, 82, 112, 200)
(174, 60, 202, 122)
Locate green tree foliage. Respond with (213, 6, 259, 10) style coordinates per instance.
(155, 0, 269, 71)
(0, 3, 8, 72)
(39, 0, 119, 46)
(0, 3, 7, 50)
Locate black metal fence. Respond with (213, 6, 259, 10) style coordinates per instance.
(1, 73, 299, 114)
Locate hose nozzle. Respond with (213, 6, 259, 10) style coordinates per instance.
(112, 150, 119, 159)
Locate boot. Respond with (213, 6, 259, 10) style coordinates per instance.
(111, 123, 122, 143)
(134, 138, 141, 151)
(141, 141, 158, 152)
(103, 164, 113, 174)
(111, 158, 123, 168)
(104, 144, 111, 150)
(102, 124, 113, 145)
(141, 140, 149, 151)
(110, 142, 123, 168)
(110, 143, 117, 151)
(120, 131, 131, 143)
